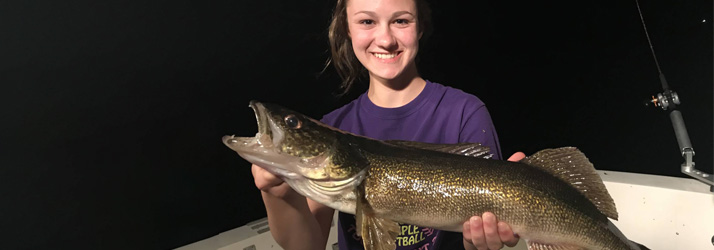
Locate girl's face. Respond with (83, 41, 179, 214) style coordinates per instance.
(346, 0, 421, 82)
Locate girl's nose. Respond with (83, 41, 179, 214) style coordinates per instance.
(375, 25, 397, 49)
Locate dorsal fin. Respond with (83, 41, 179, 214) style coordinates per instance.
(385, 140, 492, 159)
(521, 147, 618, 220)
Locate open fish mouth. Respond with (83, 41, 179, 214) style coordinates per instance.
(223, 100, 365, 189)
(222, 101, 298, 178)
(223, 101, 281, 150)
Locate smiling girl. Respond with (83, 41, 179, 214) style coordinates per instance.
(251, 0, 524, 249)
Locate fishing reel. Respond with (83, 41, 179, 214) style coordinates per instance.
(646, 89, 680, 110)
(644, 88, 714, 189)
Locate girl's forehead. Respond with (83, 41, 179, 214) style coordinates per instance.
(346, 0, 417, 14)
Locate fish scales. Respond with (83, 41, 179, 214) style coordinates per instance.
(359, 143, 620, 248)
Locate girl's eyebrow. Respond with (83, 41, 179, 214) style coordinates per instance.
(391, 11, 415, 18)
(352, 10, 376, 16)
(352, 10, 415, 18)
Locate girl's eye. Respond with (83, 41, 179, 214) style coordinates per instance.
(393, 19, 412, 27)
(359, 19, 375, 25)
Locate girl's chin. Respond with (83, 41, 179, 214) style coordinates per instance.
(370, 72, 407, 82)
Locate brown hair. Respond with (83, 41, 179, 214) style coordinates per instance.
(326, 0, 433, 95)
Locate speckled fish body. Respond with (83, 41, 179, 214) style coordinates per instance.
(358, 143, 636, 250)
(223, 101, 639, 250)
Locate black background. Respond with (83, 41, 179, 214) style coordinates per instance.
(1, 0, 711, 249)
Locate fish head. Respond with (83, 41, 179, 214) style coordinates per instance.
(223, 101, 368, 203)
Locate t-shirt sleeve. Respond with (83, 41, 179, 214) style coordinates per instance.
(320, 111, 337, 127)
(459, 102, 502, 160)
(320, 115, 331, 125)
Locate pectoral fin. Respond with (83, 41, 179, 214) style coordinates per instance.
(526, 241, 585, 250)
(355, 186, 400, 250)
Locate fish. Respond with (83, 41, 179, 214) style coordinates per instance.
(223, 100, 640, 250)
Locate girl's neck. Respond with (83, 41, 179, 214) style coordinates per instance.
(367, 68, 426, 108)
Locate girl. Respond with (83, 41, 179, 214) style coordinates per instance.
(251, 0, 525, 249)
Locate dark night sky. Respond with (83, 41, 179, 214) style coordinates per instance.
(0, 0, 711, 249)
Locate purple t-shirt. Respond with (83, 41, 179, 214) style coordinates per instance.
(321, 80, 502, 250)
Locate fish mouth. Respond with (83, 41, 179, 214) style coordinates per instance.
(222, 101, 297, 178)
(223, 101, 361, 186)
(222, 134, 300, 179)
(250, 100, 276, 147)
(223, 101, 279, 148)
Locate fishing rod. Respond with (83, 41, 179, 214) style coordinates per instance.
(637, 0, 714, 191)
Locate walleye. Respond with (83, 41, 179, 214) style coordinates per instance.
(223, 101, 640, 250)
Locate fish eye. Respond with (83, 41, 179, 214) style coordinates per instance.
(284, 114, 302, 129)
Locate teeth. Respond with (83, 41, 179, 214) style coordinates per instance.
(374, 53, 397, 59)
